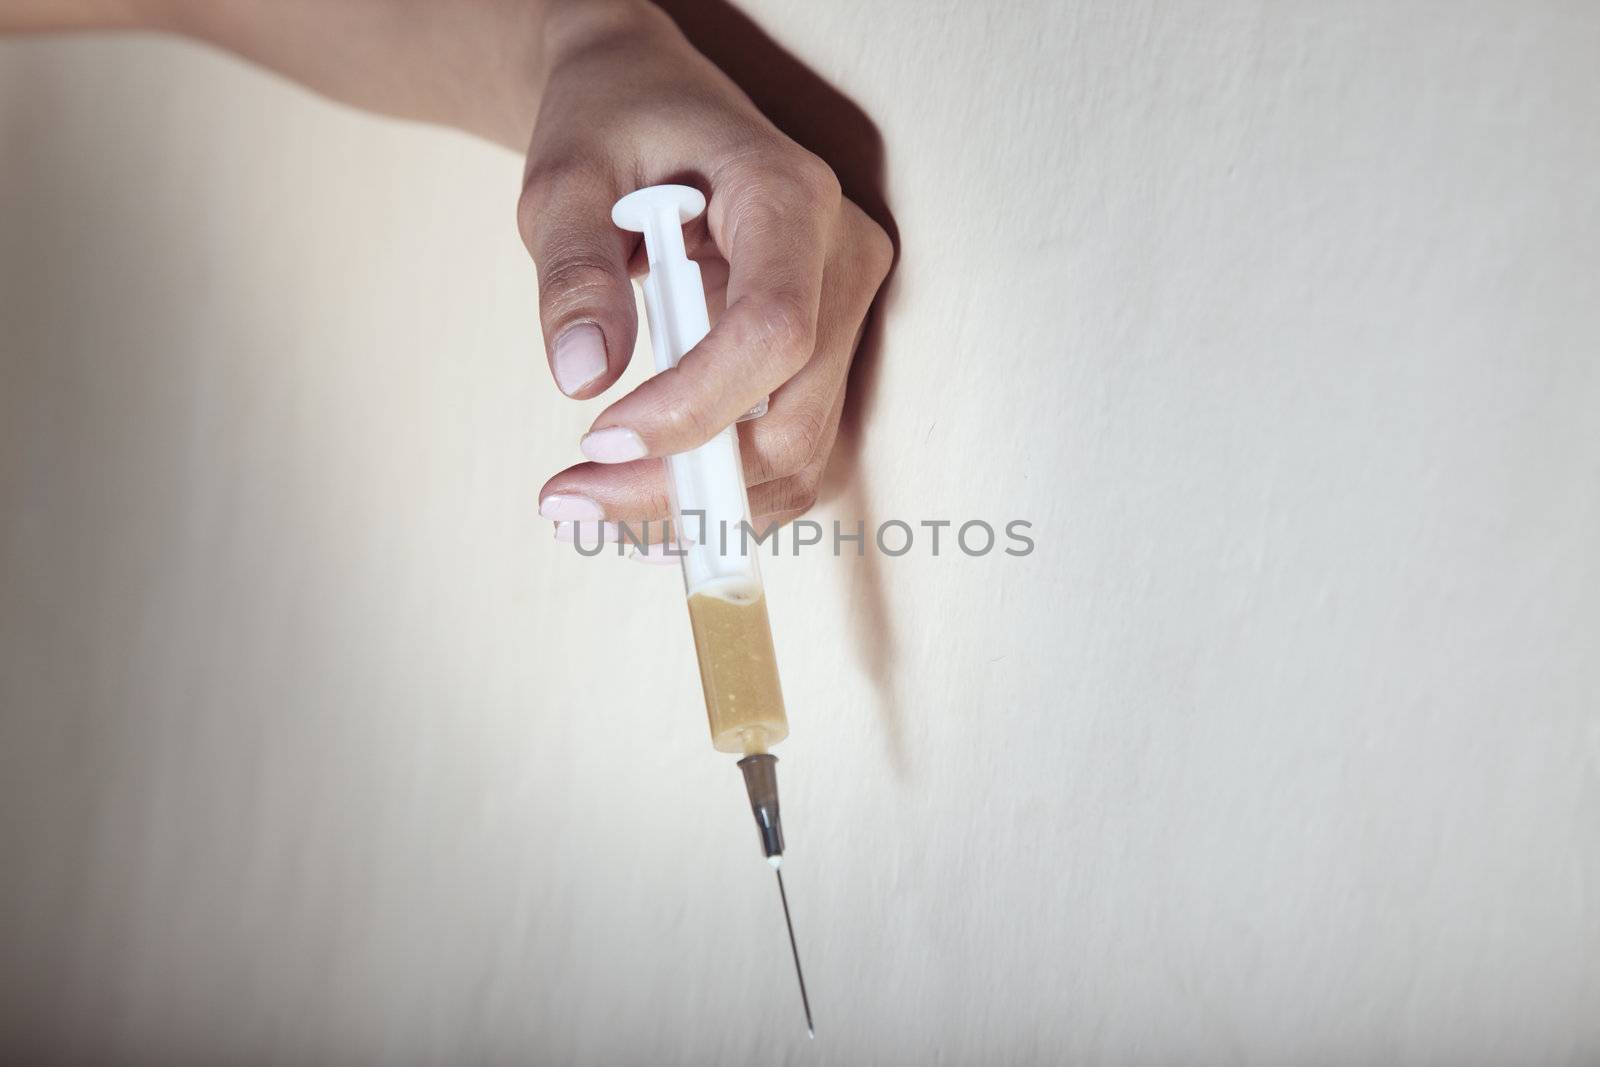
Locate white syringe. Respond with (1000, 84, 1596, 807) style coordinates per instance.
(611, 185, 812, 1038)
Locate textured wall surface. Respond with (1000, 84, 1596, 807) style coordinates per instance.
(3, 3, 1598, 1064)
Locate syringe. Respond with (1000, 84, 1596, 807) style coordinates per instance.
(611, 185, 813, 1038)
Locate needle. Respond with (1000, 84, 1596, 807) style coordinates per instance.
(774, 864, 814, 1038)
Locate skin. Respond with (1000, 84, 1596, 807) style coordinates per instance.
(4, 0, 893, 546)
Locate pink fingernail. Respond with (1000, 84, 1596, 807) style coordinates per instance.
(580, 426, 648, 464)
(553, 520, 625, 546)
(539, 493, 603, 522)
(552, 324, 608, 396)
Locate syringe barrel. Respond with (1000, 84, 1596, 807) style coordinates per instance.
(614, 185, 789, 755)
(635, 267, 760, 595)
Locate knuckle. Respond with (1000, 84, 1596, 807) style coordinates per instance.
(752, 407, 825, 479)
(516, 153, 606, 246)
(789, 149, 841, 206)
(516, 160, 571, 243)
(864, 222, 895, 282)
(724, 145, 838, 226)
(793, 462, 823, 501)
(515, 187, 541, 246)
(654, 389, 717, 445)
(756, 293, 816, 370)
(540, 257, 621, 305)
(782, 468, 822, 514)
(786, 404, 829, 468)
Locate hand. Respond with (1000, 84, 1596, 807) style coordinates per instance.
(3, 0, 890, 544)
(526, 3, 892, 544)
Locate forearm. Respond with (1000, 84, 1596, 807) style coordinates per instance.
(0, 0, 148, 30)
(0, 0, 668, 151)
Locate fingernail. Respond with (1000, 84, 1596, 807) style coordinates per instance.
(631, 541, 683, 565)
(580, 426, 647, 464)
(552, 324, 608, 396)
(539, 493, 603, 522)
(553, 520, 625, 545)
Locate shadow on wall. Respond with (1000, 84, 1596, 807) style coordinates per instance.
(656, 0, 908, 773)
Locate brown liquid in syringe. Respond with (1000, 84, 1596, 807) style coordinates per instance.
(687, 586, 789, 754)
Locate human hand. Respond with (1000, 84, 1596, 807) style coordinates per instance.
(524, 2, 893, 544)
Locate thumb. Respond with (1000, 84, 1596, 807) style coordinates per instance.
(518, 161, 638, 398)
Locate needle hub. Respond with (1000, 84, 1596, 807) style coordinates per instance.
(737, 753, 786, 860)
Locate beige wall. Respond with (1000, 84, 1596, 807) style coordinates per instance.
(3, 3, 1598, 1063)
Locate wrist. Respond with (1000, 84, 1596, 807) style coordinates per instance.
(474, 0, 670, 150)
(540, 0, 675, 70)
